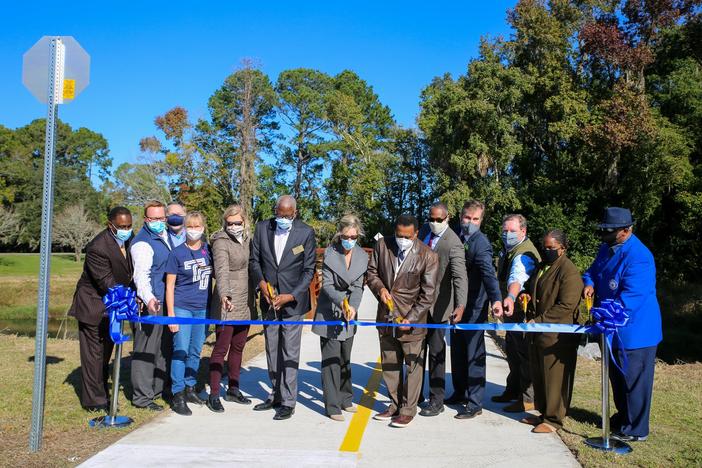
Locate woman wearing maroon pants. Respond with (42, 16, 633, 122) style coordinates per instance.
(207, 204, 256, 412)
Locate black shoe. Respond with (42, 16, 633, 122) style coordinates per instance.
(273, 405, 295, 420)
(253, 400, 277, 411)
(224, 390, 252, 405)
(207, 395, 225, 413)
(611, 431, 648, 442)
(444, 393, 468, 405)
(491, 392, 518, 403)
(84, 404, 109, 413)
(171, 391, 192, 416)
(135, 401, 164, 412)
(455, 407, 483, 420)
(185, 386, 205, 406)
(419, 402, 445, 417)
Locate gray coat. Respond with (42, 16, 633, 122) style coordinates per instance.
(210, 230, 257, 321)
(418, 225, 469, 322)
(312, 243, 368, 341)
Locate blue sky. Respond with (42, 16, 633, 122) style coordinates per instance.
(1, 1, 515, 172)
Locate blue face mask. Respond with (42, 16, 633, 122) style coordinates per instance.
(502, 231, 521, 250)
(114, 228, 132, 241)
(276, 217, 293, 231)
(461, 222, 478, 237)
(147, 220, 166, 234)
(341, 238, 357, 250)
(167, 214, 184, 226)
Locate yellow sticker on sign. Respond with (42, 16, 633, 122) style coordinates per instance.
(63, 79, 76, 100)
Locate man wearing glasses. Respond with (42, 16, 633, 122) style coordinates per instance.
(249, 195, 317, 420)
(130, 200, 173, 411)
(416, 202, 468, 416)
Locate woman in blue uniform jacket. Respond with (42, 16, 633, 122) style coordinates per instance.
(582, 207, 662, 442)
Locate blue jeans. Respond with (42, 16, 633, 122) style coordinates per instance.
(171, 307, 206, 394)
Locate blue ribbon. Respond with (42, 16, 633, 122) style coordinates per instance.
(103, 285, 139, 344)
(590, 299, 629, 373)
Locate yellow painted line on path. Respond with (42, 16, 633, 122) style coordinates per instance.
(338, 357, 383, 453)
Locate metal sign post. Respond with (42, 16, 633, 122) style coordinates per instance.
(584, 333, 632, 454)
(23, 35, 90, 453)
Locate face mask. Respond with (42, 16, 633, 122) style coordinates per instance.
(167, 214, 184, 227)
(113, 228, 132, 242)
(542, 248, 560, 265)
(429, 220, 448, 235)
(341, 238, 357, 250)
(461, 222, 478, 237)
(396, 237, 413, 252)
(502, 231, 521, 250)
(186, 229, 204, 241)
(276, 217, 293, 231)
(598, 230, 618, 246)
(227, 225, 245, 238)
(147, 220, 166, 234)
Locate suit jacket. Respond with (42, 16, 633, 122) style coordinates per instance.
(210, 230, 257, 321)
(249, 218, 317, 318)
(526, 254, 583, 348)
(582, 234, 662, 349)
(460, 230, 502, 323)
(68, 229, 134, 326)
(418, 225, 468, 322)
(312, 243, 368, 341)
(366, 236, 439, 342)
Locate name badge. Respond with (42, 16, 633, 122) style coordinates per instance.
(292, 245, 305, 255)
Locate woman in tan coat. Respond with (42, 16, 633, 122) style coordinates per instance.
(206, 204, 257, 413)
(518, 229, 583, 433)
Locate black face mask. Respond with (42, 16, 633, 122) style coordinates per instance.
(542, 249, 560, 265)
(597, 230, 618, 246)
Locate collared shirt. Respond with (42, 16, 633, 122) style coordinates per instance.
(110, 232, 126, 257)
(424, 225, 449, 251)
(608, 236, 631, 257)
(169, 229, 186, 248)
(505, 239, 537, 289)
(131, 229, 171, 304)
(274, 227, 290, 264)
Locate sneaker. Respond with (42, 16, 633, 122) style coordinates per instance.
(373, 408, 397, 421)
(611, 431, 648, 442)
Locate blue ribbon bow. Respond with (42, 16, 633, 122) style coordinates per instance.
(103, 285, 139, 344)
(590, 299, 629, 374)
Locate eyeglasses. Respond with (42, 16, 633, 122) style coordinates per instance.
(340, 235, 358, 240)
(428, 217, 447, 223)
(226, 221, 244, 227)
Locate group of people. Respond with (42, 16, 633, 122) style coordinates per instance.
(69, 195, 662, 441)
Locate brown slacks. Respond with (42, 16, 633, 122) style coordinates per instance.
(379, 334, 425, 417)
(78, 318, 114, 408)
(529, 333, 578, 429)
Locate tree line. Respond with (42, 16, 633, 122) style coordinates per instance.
(0, 0, 700, 280)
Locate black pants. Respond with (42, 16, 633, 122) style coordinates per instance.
(504, 314, 533, 402)
(609, 346, 657, 437)
(450, 328, 486, 411)
(130, 322, 171, 406)
(319, 336, 354, 415)
(78, 318, 114, 408)
(420, 317, 447, 404)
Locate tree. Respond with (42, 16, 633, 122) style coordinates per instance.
(52, 204, 101, 261)
(197, 60, 279, 216)
(275, 68, 333, 216)
(0, 206, 20, 246)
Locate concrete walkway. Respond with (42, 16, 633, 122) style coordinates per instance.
(82, 289, 579, 468)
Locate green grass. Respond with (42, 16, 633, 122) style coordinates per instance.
(0, 253, 84, 278)
(561, 358, 702, 467)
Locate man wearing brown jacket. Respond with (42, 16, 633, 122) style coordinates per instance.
(367, 214, 439, 428)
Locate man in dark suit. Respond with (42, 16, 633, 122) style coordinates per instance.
(249, 195, 317, 420)
(448, 200, 503, 419)
(417, 202, 468, 416)
(68, 206, 134, 412)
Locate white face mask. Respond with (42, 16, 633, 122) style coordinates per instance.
(429, 220, 448, 235)
(227, 225, 245, 238)
(396, 237, 413, 252)
(186, 229, 204, 241)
